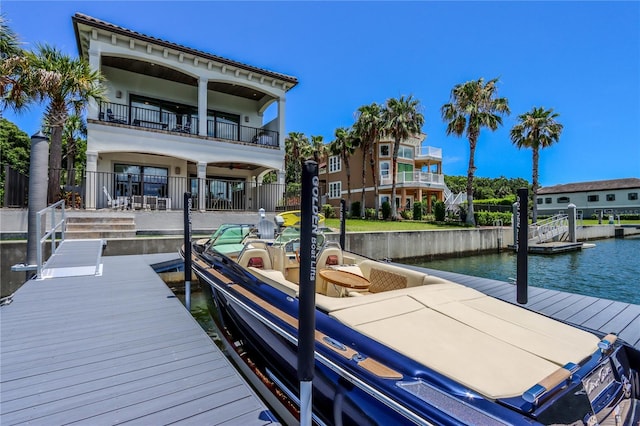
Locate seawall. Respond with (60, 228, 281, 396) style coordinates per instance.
(4, 224, 639, 298)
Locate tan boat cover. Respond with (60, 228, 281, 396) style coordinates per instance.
(328, 284, 599, 400)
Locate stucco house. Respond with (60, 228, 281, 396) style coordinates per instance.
(324, 133, 446, 213)
(73, 13, 297, 211)
(536, 178, 640, 218)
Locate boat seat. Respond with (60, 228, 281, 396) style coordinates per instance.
(238, 247, 272, 270)
(357, 260, 446, 293)
(248, 267, 299, 297)
(315, 245, 344, 294)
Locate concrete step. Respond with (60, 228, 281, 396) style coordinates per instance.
(67, 223, 136, 231)
(65, 214, 137, 239)
(67, 216, 134, 225)
(65, 230, 137, 239)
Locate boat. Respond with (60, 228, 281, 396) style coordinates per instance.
(277, 210, 326, 229)
(183, 226, 640, 425)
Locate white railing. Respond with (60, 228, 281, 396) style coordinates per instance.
(380, 172, 444, 186)
(444, 186, 465, 210)
(36, 200, 67, 278)
(12, 200, 67, 277)
(416, 146, 442, 159)
(528, 214, 568, 243)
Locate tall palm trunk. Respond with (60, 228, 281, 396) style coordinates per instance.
(532, 146, 540, 223)
(391, 138, 400, 219)
(361, 153, 367, 218)
(465, 136, 478, 226)
(344, 153, 352, 208)
(370, 145, 378, 214)
(48, 125, 64, 204)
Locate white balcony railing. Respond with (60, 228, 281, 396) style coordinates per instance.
(416, 146, 442, 159)
(380, 171, 444, 186)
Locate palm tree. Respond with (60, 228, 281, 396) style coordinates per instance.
(62, 114, 87, 194)
(353, 102, 383, 217)
(382, 95, 424, 219)
(28, 44, 105, 203)
(510, 107, 563, 223)
(441, 77, 510, 226)
(329, 127, 357, 208)
(0, 16, 37, 111)
(310, 135, 328, 165)
(284, 132, 310, 183)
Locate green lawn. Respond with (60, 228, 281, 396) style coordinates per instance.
(322, 218, 640, 232)
(581, 219, 640, 226)
(324, 218, 462, 232)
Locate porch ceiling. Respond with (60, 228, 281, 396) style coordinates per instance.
(212, 162, 261, 171)
(102, 56, 271, 101)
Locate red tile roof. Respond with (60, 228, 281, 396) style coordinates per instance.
(72, 13, 298, 86)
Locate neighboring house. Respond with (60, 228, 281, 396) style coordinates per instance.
(536, 178, 640, 218)
(73, 13, 297, 211)
(324, 133, 445, 212)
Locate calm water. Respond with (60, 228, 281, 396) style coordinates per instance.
(404, 236, 640, 305)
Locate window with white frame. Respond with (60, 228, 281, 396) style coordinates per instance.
(329, 181, 342, 199)
(380, 161, 390, 180)
(329, 155, 341, 173)
(379, 144, 390, 157)
(399, 146, 414, 159)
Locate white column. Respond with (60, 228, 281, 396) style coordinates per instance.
(85, 151, 98, 210)
(198, 77, 208, 136)
(277, 97, 286, 150)
(88, 48, 101, 120)
(197, 161, 207, 211)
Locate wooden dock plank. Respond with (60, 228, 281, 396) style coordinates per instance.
(0, 253, 277, 425)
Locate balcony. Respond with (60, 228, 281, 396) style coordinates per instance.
(380, 171, 445, 187)
(97, 102, 278, 147)
(415, 146, 442, 159)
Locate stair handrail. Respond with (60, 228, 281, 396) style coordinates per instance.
(528, 214, 568, 243)
(36, 200, 66, 278)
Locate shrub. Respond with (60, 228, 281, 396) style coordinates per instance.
(620, 214, 640, 220)
(365, 208, 377, 219)
(413, 201, 423, 221)
(434, 200, 446, 222)
(322, 204, 336, 218)
(400, 209, 412, 220)
(473, 195, 516, 206)
(381, 201, 391, 220)
(350, 201, 361, 218)
(475, 211, 513, 226)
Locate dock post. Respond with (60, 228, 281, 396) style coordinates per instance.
(568, 203, 577, 243)
(298, 161, 318, 426)
(340, 199, 346, 249)
(516, 188, 528, 304)
(26, 131, 49, 280)
(183, 192, 192, 312)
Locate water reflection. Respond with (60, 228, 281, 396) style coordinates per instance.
(404, 237, 640, 305)
(173, 284, 224, 349)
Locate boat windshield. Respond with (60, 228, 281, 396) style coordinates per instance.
(274, 226, 325, 249)
(205, 224, 253, 255)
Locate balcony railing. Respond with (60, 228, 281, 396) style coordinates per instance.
(380, 171, 444, 186)
(416, 146, 442, 159)
(98, 102, 278, 146)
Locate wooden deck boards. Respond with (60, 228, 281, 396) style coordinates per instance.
(417, 266, 640, 349)
(0, 253, 278, 426)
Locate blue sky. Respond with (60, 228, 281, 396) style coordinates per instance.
(3, 1, 639, 187)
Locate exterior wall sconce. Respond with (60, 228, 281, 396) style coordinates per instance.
(175, 166, 181, 175)
(115, 90, 122, 98)
(244, 115, 249, 123)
